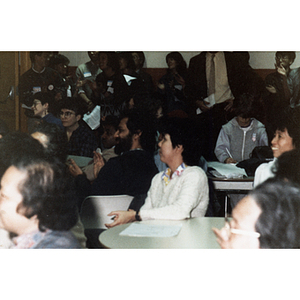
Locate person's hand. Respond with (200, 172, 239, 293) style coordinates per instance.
(196, 100, 211, 112)
(93, 151, 105, 178)
(157, 83, 165, 90)
(87, 101, 95, 113)
(224, 98, 234, 111)
(212, 227, 231, 249)
(68, 159, 83, 177)
(276, 63, 287, 77)
(174, 73, 186, 88)
(266, 85, 277, 94)
(105, 209, 136, 228)
(224, 157, 237, 164)
(76, 78, 88, 88)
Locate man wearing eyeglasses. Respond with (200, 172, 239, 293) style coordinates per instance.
(59, 97, 98, 158)
(213, 178, 300, 249)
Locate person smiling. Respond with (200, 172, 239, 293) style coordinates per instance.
(254, 106, 300, 186)
(105, 117, 209, 228)
(31, 92, 64, 130)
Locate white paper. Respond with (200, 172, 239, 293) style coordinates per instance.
(207, 161, 247, 178)
(82, 105, 101, 130)
(196, 94, 216, 114)
(123, 74, 137, 86)
(119, 223, 182, 237)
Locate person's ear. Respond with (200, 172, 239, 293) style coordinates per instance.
(133, 130, 142, 140)
(44, 103, 49, 110)
(76, 114, 82, 122)
(176, 144, 183, 154)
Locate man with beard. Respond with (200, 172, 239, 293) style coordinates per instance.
(70, 108, 158, 207)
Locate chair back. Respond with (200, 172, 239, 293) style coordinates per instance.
(80, 195, 134, 229)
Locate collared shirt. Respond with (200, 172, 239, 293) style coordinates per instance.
(206, 52, 233, 104)
(161, 163, 187, 186)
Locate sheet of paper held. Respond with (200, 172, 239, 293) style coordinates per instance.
(119, 223, 182, 238)
(83, 105, 101, 130)
(207, 161, 247, 179)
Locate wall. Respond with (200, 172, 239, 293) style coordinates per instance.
(60, 51, 300, 69)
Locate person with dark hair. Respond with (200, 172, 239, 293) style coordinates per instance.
(31, 92, 64, 130)
(0, 131, 46, 179)
(75, 51, 102, 111)
(157, 51, 188, 114)
(213, 178, 300, 249)
(185, 51, 264, 161)
(254, 106, 300, 186)
(48, 53, 76, 98)
(132, 51, 154, 94)
(0, 158, 81, 249)
(59, 97, 98, 157)
(69, 108, 158, 203)
(19, 52, 64, 108)
(31, 122, 68, 163)
(105, 117, 209, 228)
(215, 93, 268, 164)
(93, 51, 129, 115)
(273, 149, 300, 186)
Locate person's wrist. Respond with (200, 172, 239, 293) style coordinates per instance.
(135, 210, 141, 222)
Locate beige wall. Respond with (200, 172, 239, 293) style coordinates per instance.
(60, 51, 300, 69)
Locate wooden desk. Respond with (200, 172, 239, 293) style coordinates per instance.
(99, 217, 224, 249)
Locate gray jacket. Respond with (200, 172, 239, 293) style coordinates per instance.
(215, 118, 268, 163)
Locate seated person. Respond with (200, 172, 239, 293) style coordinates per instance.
(0, 158, 81, 249)
(215, 93, 268, 164)
(105, 117, 209, 228)
(213, 178, 300, 249)
(81, 114, 119, 181)
(31, 122, 68, 163)
(272, 149, 300, 185)
(31, 92, 64, 130)
(254, 106, 300, 186)
(59, 97, 98, 157)
(68, 108, 158, 205)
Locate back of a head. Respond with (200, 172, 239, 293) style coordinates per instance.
(33, 122, 68, 163)
(122, 108, 156, 154)
(250, 178, 300, 249)
(233, 93, 257, 118)
(273, 149, 300, 186)
(159, 116, 202, 166)
(15, 158, 78, 232)
(0, 131, 46, 179)
(48, 54, 70, 69)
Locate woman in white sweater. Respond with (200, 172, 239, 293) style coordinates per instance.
(105, 117, 209, 228)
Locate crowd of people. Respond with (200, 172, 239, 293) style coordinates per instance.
(0, 50, 299, 249)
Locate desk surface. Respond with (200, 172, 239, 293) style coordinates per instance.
(99, 217, 224, 249)
(211, 177, 254, 191)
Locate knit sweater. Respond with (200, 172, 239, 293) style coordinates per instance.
(140, 166, 209, 220)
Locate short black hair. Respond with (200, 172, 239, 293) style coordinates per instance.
(250, 178, 300, 249)
(0, 131, 46, 179)
(118, 51, 136, 71)
(15, 159, 78, 232)
(275, 51, 296, 61)
(59, 97, 87, 116)
(102, 115, 119, 131)
(48, 54, 70, 69)
(275, 106, 300, 149)
(273, 149, 300, 185)
(29, 51, 43, 63)
(132, 51, 145, 66)
(159, 117, 202, 166)
(120, 108, 156, 154)
(33, 122, 68, 163)
(233, 93, 257, 118)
